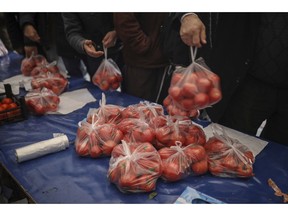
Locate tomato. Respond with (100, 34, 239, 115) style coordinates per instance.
(208, 73, 221, 87)
(90, 144, 102, 158)
(204, 137, 229, 153)
(108, 167, 119, 183)
(162, 161, 183, 182)
(181, 83, 198, 98)
(158, 147, 174, 160)
(244, 151, 255, 163)
(191, 158, 208, 175)
(102, 140, 117, 156)
(180, 98, 195, 110)
(194, 93, 209, 109)
(209, 88, 222, 104)
(1, 97, 13, 104)
(236, 163, 254, 178)
(75, 141, 89, 156)
(208, 161, 225, 176)
(118, 172, 137, 188)
(221, 155, 238, 170)
(197, 77, 212, 93)
(111, 144, 125, 158)
(1, 103, 9, 110)
(34, 104, 46, 115)
(171, 72, 183, 85)
(137, 142, 156, 153)
(169, 86, 182, 101)
(108, 76, 117, 84)
(137, 158, 161, 174)
(184, 144, 207, 162)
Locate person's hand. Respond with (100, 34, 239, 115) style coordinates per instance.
(83, 40, 104, 58)
(23, 24, 40, 43)
(24, 46, 38, 58)
(102, 30, 117, 48)
(180, 14, 207, 48)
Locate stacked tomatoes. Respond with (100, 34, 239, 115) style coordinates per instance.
(159, 143, 208, 182)
(75, 94, 125, 158)
(75, 121, 124, 158)
(164, 62, 222, 117)
(21, 54, 48, 76)
(25, 87, 60, 115)
(31, 72, 68, 95)
(92, 58, 122, 91)
(154, 118, 206, 149)
(204, 126, 255, 178)
(0, 97, 21, 121)
(108, 141, 162, 193)
(86, 93, 124, 124)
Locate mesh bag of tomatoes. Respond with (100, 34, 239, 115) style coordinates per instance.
(21, 53, 48, 76)
(31, 72, 68, 95)
(92, 57, 122, 91)
(166, 58, 222, 114)
(75, 120, 124, 158)
(159, 142, 208, 182)
(25, 87, 60, 115)
(154, 118, 206, 149)
(86, 93, 124, 124)
(204, 124, 255, 178)
(108, 140, 162, 193)
(30, 61, 60, 77)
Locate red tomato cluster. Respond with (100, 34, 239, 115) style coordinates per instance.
(154, 119, 206, 149)
(108, 141, 162, 193)
(159, 144, 208, 182)
(25, 88, 60, 115)
(31, 72, 68, 95)
(75, 122, 124, 158)
(163, 66, 222, 117)
(117, 118, 155, 144)
(21, 54, 47, 76)
(30, 62, 60, 76)
(92, 69, 122, 91)
(163, 95, 200, 118)
(0, 97, 20, 120)
(92, 59, 123, 91)
(204, 137, 255, 178)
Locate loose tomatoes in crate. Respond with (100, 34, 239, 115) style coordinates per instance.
(0, 84, 28, 125)
(25, 87, 60, 115)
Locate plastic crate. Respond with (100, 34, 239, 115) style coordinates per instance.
(0, 84, 28, 125)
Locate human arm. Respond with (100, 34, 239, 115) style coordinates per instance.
(180, 13, 207, 48)
(61, 13, 103, 57)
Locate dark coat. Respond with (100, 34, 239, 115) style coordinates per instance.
(202, 13, 261, 122)
(62, 13, 115, 55)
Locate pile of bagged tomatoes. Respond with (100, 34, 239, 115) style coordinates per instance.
(74, 93, 255, 194)
(21, 54, 68, 115)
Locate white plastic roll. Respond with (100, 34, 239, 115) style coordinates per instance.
(15, 135, 69, 163)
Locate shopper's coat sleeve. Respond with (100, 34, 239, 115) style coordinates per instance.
(62, 13, 86, 55)
(113, 13, 151, 55)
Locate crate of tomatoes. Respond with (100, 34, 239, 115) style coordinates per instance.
(0, 84, 28, 125)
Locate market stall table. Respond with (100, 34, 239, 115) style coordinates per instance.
(1, 52, 288, 203)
